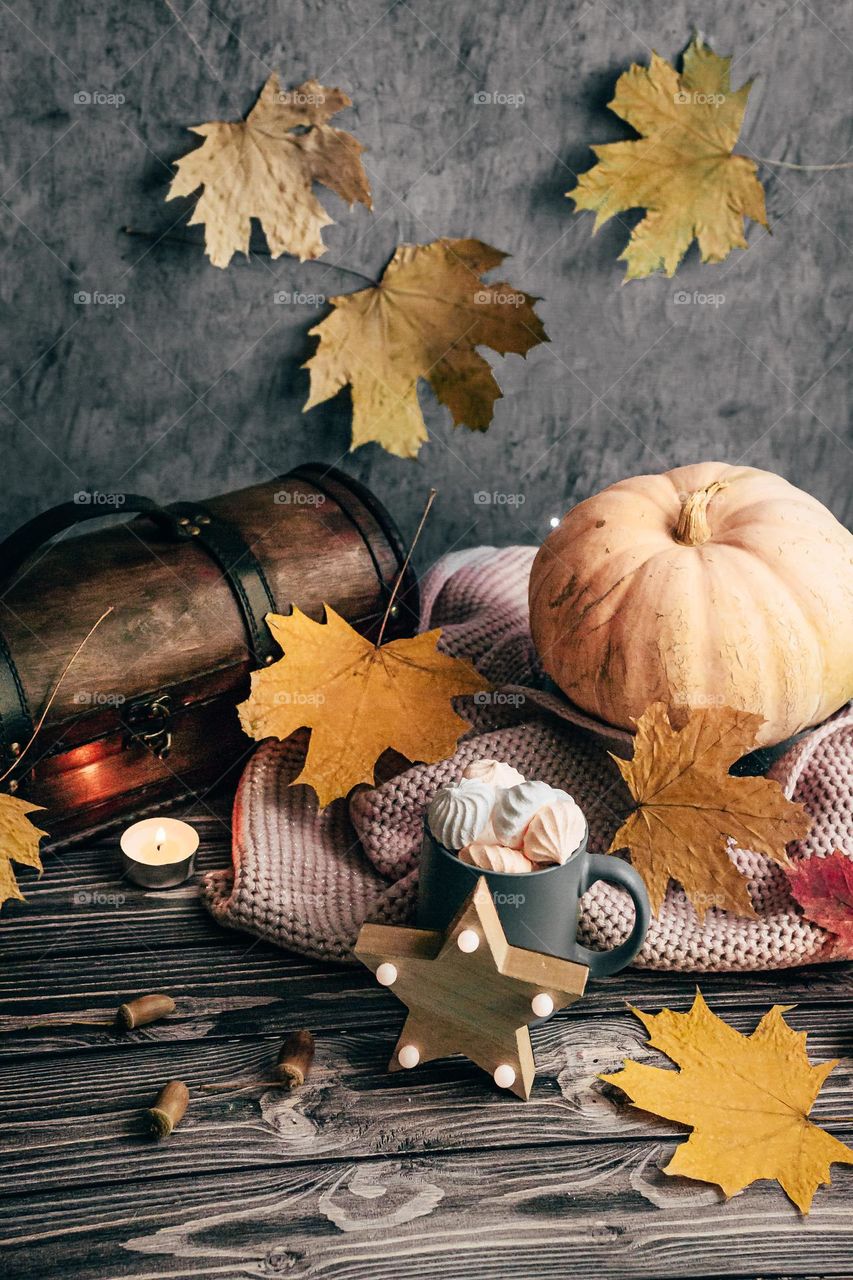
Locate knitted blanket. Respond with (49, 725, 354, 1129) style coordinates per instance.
(201, 546, 853, 971)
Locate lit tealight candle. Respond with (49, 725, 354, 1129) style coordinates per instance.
(457, 928, 480, 953)
(494, 1064, 516, 1089)
(376, 963, 398, 986)
(398, 1044, 420, 1069)
(120, 817, 199, 888)
(531, 992, 554, 1018)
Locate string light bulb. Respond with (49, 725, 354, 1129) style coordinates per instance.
(376, 963, 398, 986)
(548, 516, 560, 529)
(493, 1064, 516, 1089)
(457, 928, 480, 953)
(398, 1044, 420, 1069)
(531, 992, 554, 1018)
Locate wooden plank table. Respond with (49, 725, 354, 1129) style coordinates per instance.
(1, 799, 851, 1279)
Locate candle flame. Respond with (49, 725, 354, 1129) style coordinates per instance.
(154, 825, 167, 852)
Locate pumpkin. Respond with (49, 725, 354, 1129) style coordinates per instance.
(529, 462, 853, 747)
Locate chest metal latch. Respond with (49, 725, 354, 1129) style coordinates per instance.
(123, 694, 173, 759)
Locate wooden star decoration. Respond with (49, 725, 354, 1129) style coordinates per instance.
(355, 877, 589, 1099)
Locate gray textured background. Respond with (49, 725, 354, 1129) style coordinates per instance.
(1, 0, 850, 569)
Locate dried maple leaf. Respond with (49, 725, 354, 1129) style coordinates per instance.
(609, 703, 811, 918)
(238, 606, 491, 806)
(788, 851, 853, 959)
(168, 74, 372, 267)
(303, 238, 548, 458)
(603, 991, 853, 1213)
(569, 36, 767, 279)
(0, 793, 48, 907)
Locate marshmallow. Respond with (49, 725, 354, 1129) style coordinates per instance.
(459, 841, 534, 874)
(462, 759, 526, 789)
(427, 779, 496, 851)
(492, 780, 572, 849)
(523, 799, 586, 865)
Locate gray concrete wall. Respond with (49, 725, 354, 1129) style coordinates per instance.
(1, 0, 850, 571)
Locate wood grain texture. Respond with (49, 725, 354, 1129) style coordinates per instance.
(2, 1140, 853, 1280)
(1, 797, 852, 1277)
(0, 1009, 849, 1197)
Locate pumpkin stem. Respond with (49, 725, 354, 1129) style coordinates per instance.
(673, 480, 729, 547)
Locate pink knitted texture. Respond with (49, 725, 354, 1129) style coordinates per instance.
(200, 546, 853, 970)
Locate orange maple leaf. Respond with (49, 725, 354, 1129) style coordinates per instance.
(603, 992, 853, 1213)
(609, 702, 811, 917)
(238, 606, 491, 806)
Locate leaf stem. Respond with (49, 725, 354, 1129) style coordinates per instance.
(375, 489, 437, 650)
(0, 608, 114, 786)
(121, 227, 379, 286)
(754, 157, 853, 171)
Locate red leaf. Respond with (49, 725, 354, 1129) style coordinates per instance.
(787, 851, 853, 958)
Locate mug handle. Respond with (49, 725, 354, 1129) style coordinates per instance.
(574, 855, 650, 978)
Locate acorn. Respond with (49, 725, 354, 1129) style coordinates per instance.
(147, 1080, 189, 1138)
(272, 1030, 316, 1090)
(116, 993, 176, 1031)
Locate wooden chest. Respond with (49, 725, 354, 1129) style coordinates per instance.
(0, 464, 419, 842)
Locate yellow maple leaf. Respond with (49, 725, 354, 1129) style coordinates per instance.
(238, 606, 492, 806)
(569, 36, 768, 279)
(0, 793, 48, 907)
(303, 238, 548, 458)
(609, 703, 811, 918)
(603, 992, 853, 1213)
(168, 74, 372, 267)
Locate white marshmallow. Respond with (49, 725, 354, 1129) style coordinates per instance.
(523, 798, 587, 865)
(462, 758, 526, 789)
(491, 780, 572, 849)
(459, 841, 534, 874)
(427, 778, 497, 851)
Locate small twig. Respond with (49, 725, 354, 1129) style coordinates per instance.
(375, 489, 437, 650)
(27, 1017, 116, 1028)
(812, 1115, 853, 1125)
(197, 1080, 286, 1093)
(121, 227, 379, 286)
(0, 608, 113, 785)
(754, 157, 853, 171)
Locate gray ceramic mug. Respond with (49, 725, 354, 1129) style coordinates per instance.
(417, 823, 650, 978)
